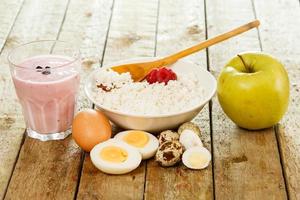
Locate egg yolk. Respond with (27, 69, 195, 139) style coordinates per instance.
(188, 152, 208, 168)
(123, 131, 149, 148)
(100, 146, 128, 163)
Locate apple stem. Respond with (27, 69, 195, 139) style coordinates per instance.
(237, 54, 253, 73)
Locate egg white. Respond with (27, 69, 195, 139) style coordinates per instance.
(179, 129, 203, 150)
(182, 146, 211, 169)
(90, 139, 142, 174)
(114, 130, 159, 160)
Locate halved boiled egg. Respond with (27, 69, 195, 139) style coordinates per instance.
(90, 139, 142, 174)
(114, 130, 159, 160)
(182, 146, 211, 169)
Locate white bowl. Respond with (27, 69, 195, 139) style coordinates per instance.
(85, 57, 216, 133)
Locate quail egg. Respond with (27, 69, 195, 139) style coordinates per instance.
(179, 129, 203, 150)
(158, 130, 179, 144)
(182, 146, 211, 169)
(155, 140, 183, 167)
(178, 122, 201, 137)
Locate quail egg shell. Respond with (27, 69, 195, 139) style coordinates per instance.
(178, 122, 201, 136)
(158, 130, 179, 144)
(179, 129, 203, 150)
(155, 140, 183, 167)
(182, 146, 211, 169)
(90, 139, 142, 174)
(114, 130, 159, 160)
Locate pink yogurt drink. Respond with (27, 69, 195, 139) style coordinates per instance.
(11, 55, 80, 140)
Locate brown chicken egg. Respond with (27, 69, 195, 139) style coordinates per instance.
(72, 109, 112, 152)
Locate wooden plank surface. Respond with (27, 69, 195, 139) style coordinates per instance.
(205, 0, 287, 199)
(253, 0, 300, 199)
(76, 0, 158, 199)
(0, 0, 24, 51)
(144, 0, 213, 199)
(0, 0, 70, 198)
(0, 0, 25, 197)
(0, 0, 299, 199)
(4, 0, 114, 199)
(5, 138, 82, 200)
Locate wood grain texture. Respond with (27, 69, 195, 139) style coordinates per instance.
(5, 138, 81, 200)
(0, 0, 298, 199)
(57, 0, 114, 111)
(0, 0, 24, 51)
(4, 0, 114, 199)
(0, 0, 69, 198)
(0, 0, 25, 196)
(144, 0, 213, 199)
(253, 0, 300, 199)
(205, 0, 287, 199)
(76, 0, 158, 199)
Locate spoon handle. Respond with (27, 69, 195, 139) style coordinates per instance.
(160, 20, 260, 65)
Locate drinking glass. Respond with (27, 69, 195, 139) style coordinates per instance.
(8, 40, 81, 141)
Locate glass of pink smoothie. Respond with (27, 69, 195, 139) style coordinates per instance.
(8, 40, 80, 141)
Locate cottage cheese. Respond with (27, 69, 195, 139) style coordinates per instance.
(92, 69, 206, 115)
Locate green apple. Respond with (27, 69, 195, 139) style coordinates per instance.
(217, 52, 289, 130)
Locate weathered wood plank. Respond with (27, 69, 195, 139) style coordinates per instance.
(58, 0, 114, 111)
(76, 0, 158, 199)
(4, 0, 113, 199)
(5, 138, 82, 200)
(253, 0, 300, 199)
(144, 0, 213, 199)
(0, 0, 70, 198)
(0, 0, 24, 51)
(205, 0, 287, 199)
(0, 0, 25, 197)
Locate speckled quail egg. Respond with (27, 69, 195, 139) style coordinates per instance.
(179, 129, 203, 150)
(158, 130, 179, 144)
(90, 139, 142, 174)
(114, 130, 159, 160)
(155, 140, 183, 167)
(182, 146, 211, 169)
(178, 122, 201, 137)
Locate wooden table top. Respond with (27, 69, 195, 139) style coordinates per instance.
(0, 0, 299, 199)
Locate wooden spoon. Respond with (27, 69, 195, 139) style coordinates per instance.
(111, 20, 260, 82)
